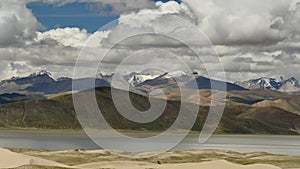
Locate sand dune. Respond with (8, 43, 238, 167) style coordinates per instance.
(0, 148, 70, 168)
(0, 148, 298, 169)
(75, 160, 282, 169)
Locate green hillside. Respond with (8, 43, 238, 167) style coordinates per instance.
(0, 87, 300, 135)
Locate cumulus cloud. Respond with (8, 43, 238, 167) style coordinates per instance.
(1, 0, 202, 80)
(0, 0, 38, 47)
(182, 0, 293, 45)
(88, 1, 218, 77)
(35, 27, 90, 47)
(0, 0, 300, 82)
(103, 1, 198, 49)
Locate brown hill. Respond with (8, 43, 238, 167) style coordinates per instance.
(0, 87, 300, 135)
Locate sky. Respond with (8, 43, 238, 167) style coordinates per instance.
(0, 0, 299, 82)
(27, 2, 119, 33)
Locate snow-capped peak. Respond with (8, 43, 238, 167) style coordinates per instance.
(29, 70, 52, 78)
(239, 77, 281, 90)
(284, 77, 298, 86)
(127, 72, 159, 86)
(157, 71, 188, 79)
(236, 76, 299, 91)
(260, 77, 280, 90)
(169, 71, 187, 77)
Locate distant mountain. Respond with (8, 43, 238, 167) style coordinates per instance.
(0, 70, 55, 86)
(236, 77, 300, 93)
(1, 70, 299, 106)
(0, 70, 110, 96)
(281, 77, 299, 86)
(0, 70, 57, 96)
(137, 72, 246, 93)
(0, 70, 247, 102)
(185, 76, 246, 91)
(26, 77, 110, 94)
(125, 72, 159, 86)
(102, 73, 130, 90)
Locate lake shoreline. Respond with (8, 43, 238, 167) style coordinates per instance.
(1, 127, 300, 137)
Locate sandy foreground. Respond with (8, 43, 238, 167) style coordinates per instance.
(75, 160, 282, 169)
(1, 148, 300, 169)
(0, 148, 69, 168)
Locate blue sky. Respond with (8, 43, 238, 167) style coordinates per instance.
(27, 0, 181, 33)
(27, 2, 118, 33)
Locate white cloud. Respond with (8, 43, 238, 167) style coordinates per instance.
(60, 0, 300, 81)
(0, 0, 38, 46)
(1, 0, 300, 83)
(105, 1, 198, 48)
(182, 0, 290, 45)
(35, 27, 90, 48)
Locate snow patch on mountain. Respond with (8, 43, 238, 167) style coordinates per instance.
(29, 70, 53, 78)
(236, 76, 300, 92)
(125, 72, 160, 86)
(161, 71, 187, 79)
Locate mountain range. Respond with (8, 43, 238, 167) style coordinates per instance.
(0, 70, 300, 134)
(0, 70, 299, 105)
(236, 77, 300, 93)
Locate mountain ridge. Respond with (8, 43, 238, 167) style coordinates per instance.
(235, 76, 300, 93)
(0, 70, 299, 106)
